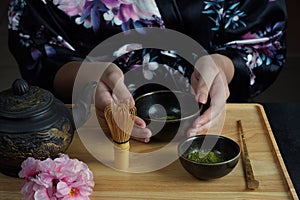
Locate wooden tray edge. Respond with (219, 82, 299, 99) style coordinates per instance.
(254, 103, 299, 200)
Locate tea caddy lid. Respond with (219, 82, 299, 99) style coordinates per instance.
(0, 79, 53, 119)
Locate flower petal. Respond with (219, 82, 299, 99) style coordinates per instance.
(147, 62, 159, 71)
(114, 16, 123, 25)
(103, 11, 114, 21)
(143, 53, 150, 63)
(143, 70, 153, 80)
(56, 181, 70, 196)
(19, 157, 39, 178)
(34, 188, 50, 200)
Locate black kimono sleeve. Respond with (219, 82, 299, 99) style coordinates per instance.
(8, 0, 86, 92)
(213, 0, 287, 102)
(176, 0, 287, 102)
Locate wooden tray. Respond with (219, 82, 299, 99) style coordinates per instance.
(0, 103, 298, 199)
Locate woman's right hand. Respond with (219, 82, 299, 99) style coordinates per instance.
(94, 63, 152, 143)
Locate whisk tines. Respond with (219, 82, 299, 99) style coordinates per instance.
(104, 100, 136, 144)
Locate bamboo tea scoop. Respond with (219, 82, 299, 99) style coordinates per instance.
(237, 120, 259, 190)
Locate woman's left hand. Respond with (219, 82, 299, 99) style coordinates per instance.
(187, 54, 234, 136)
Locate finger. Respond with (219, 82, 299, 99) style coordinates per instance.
(131, 126, 152, 143)
(186, 127, 208, 137)
(196, 71, 228, 124)
(135, 116, 147, 128)
(186, 110, 224, 137)
(192, 106, 212, 128)
(187, 74, 227, 137)
(192, 94, 224, 129)
(193, 56, 220, 104)
(191, 73, 209, 104)
(131, 116, 150, 143)
(95, 81, 113, 116)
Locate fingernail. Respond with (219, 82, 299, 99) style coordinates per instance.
(198, 93, 207, 104)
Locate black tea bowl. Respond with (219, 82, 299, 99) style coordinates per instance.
(135, 90, 202, 142)
(178, 134, 240, 180)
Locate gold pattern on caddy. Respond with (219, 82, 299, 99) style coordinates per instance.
(0, 79, 76, 176)
(0, 86, 51, 114)
(0, 122, 72, 159)
(0, 120, 73, 176)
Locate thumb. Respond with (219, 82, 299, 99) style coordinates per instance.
(192, 56, 220, 104)
(191, 73, 209, 104)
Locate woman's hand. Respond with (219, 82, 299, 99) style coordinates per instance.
(187, 54, 234, 137)
(94, 63, 152, 143)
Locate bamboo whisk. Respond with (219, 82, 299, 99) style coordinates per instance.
(104, 99, 136, 170)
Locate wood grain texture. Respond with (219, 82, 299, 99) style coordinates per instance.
(0, 104, 298, 199)
(237, 120, 260, 190)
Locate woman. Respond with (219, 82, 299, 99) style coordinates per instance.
(8, 0, 287, 142)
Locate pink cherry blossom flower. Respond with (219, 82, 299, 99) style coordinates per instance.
(19, 154, 94, 200)
(19, 157, 39, 179)
(56, 180, 93, 199)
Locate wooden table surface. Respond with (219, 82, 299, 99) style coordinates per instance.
(0, 104, 298, 199)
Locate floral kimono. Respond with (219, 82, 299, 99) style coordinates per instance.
(8, 0, 287, 102)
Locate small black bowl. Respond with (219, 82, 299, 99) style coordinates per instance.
(178, 135, 240, 180)
(135, 90, 202, 142)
